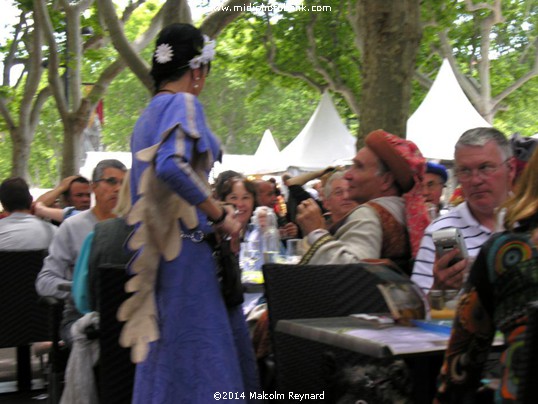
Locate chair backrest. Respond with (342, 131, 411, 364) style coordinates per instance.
(97, 264, 135, 404)
(262, 262, 399, 396)
(519, 300, 538, 404)
(0, 250, 49, 347)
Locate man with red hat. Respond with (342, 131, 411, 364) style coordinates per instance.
(296, 129, 429, 275)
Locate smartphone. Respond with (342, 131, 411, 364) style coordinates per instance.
(432, 227, 468, 266)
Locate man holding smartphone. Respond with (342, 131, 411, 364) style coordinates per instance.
(411, 127, 515, 294)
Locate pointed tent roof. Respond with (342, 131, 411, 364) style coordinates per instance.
(251, 129, 287, 174)
(280, 91, 356, 171)
(212, 129, 285, 178)
(407, 59, 491, 160)
(254, 129, 280, 157)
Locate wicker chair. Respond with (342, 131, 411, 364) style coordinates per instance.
(96, 264, 135, 404)
(262, 262, 394, 399)
(0, 250, 49, 392)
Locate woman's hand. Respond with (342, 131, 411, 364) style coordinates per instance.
(214, 205, 242, 253)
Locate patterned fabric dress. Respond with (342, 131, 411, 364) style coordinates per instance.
(129, 93, 259, 403)
(436, 216, 538, 403)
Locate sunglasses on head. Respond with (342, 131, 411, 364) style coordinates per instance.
(95, 177, 123, 186)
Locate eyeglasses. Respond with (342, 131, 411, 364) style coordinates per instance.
(95, 177, 123, 186)
(423, 180, 444, 190)
(329, 189, 346, 198)
(455, 160, 508, 182)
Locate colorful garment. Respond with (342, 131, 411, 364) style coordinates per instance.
(436, 220, 538, 403)
(126, 93, 259, 403)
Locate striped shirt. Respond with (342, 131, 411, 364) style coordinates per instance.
(411, 202, 493, 293)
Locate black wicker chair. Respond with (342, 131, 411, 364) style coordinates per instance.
(262, 262, 393, 400)
(96, 264, 135, 404)
(0, 250, 49, 392)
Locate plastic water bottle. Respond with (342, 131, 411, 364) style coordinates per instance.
(253, 206, 281, 264)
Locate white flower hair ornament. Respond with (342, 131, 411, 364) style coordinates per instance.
(154, 43, 174, 64)
(188, 35, 216, 69)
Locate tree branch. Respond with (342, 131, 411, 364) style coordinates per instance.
(34, 0, 68, 120)
(200, 0, 251, 37)
(0, 99, 16, 130)
(264, 13, 325, 93)
(2, 15, 25, 87)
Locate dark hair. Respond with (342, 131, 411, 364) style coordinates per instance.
(150, 23, 207, 91)
(63, 176, 90, 198)
(92, 159, 127, 182)
(214, 172, 256, 202)
(0, 177, 32, 212)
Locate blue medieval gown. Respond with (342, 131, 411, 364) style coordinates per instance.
(129, 92, 260, 403)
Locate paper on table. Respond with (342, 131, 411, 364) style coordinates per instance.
(344, 326, 449, 355)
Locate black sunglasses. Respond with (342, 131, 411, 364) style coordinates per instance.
(95, 177, 123, 186)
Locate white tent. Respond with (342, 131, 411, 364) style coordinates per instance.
(79, 151, 132, 180)
(212, 129, 288, 178)
(407, 59, 491, 161)
(279, 91, 356, 170)
(251, 129, 287, 174)
(212, 154, 255, 179)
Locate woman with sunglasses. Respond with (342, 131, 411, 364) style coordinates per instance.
(122, 24, 259, 403)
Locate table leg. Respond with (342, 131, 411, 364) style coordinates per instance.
(16, 345, 32, 392)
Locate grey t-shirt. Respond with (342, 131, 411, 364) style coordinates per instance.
(0, 212, 57, 250)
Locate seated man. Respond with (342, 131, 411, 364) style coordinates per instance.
(422, 162, 448, 219)
(0, 177, 57, 250)
(35, 175, 91, 222)
(255, 179, 298, 239)
(411, 127, 515, 295)
(35, 159, 127, 345)
(321, 170, 359, 230)
(296, 130, 429, 275)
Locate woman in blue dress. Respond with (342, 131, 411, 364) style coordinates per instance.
(120, 23, 259, 403)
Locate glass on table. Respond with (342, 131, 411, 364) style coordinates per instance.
(285, 238, 305, 264)
(240, 240, 264, 284)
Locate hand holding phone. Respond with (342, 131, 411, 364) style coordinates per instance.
(432, 227, 468, 266)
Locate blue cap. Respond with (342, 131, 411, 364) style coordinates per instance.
(426, 162, 448, 183)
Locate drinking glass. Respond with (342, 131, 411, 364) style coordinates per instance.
(240, 240, 263, 284)
(286, 238, 305, 264)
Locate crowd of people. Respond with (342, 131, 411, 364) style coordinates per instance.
(1, 21, 537, 404)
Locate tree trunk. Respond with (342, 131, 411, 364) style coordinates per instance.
(10, 127, 32, 180)
(355, 0, 421, 143)
(61, 117, 84, 178)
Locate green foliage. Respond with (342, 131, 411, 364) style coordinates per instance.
(101, 69, 150, 151)
(0, 134, 12, 182)
(414, 0, 538, 136)
(2, 0, 538, 186)
(28, 99, 63, 187)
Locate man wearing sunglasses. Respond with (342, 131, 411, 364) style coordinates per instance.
(36, 159, 127, 346)
(411, 127, 515, 295)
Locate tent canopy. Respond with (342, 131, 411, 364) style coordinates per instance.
(279, 91, 356, 170)
(79, 151, 132, 180)
(252, 129, 287, 174)
(407, 59, 491, 161)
